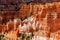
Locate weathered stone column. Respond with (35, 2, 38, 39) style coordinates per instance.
(47, 13, 54, 40)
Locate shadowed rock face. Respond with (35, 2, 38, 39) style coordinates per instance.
(0, 0, 60, 11)
(0, 0, 60, 5)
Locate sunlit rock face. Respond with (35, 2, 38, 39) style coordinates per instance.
(0, 2, 60, 40)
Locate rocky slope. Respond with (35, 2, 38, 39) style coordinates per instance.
(0, 2, 60, 40)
